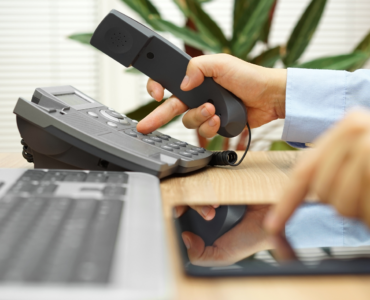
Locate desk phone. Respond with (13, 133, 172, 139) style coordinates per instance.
(13, 86, 214, 178)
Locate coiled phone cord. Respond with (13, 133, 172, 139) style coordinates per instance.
(208, 122, 251, 167)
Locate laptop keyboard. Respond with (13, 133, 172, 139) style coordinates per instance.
(0, 170, 126, 284)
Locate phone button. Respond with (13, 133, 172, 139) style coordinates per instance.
(168, 143, 180, 149)
(119, 118, 130, 125)
(150, 137, 162, 142)
(179, 151, 192, 158)
(192, 147, 205, 153)
(188, 150, 199, 155)
(106, 110, 123, 119)
(87, 111, 98, 118)
(161, 145, 173, 151)
(158, 134, 171, 140)
(107, 122, 117, 128)
(143, 138, 155, 144)
(125, 130, 137, 137)
(175, 141, 187, 147)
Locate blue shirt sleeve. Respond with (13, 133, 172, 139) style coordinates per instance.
(286, 203, 370, 249)
(282, 68, 370, 143)
(281, 69, 370, 248)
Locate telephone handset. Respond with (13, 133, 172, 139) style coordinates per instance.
(90, 9, 248, 138)
(14, 86, 215, 178)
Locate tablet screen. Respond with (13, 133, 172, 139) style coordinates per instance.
(174, 204, 370, 276)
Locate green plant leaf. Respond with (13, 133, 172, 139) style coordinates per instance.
(68, 33, 93, 45)
(269, 141, 298, 151)
(233, 0, 252, 37)
(259, 0, 277, 44)
(173, 0, 190, 16)
(349, 32, 370, 71)
(120, 0, 162, 31)
(184, 0, 229, 51)
(206, 135, 224, 150)
(231, 0, 275, 58)
(283, 0, 327, 67)
(250, 46, 280, 67)
(295, 52, 369, 71)
(125, 67, 142, 74)
(354, 30, 370, 54)
(143, 0, 161, 15)
(125, 99, 181, 128)
(232, 0, 258, 45)
(151, 18, 221, 53)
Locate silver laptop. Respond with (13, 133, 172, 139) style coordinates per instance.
(0, 169, 171, 300)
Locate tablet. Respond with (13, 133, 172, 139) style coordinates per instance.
(174, 204, 370, 277)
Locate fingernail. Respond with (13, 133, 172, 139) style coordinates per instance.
(201, 107, 210, 117)
(183, 236, 191, 249)
(208, 117, 216, 127)
(150, 91, 155, 99)
(180, 75, 189, 89)
(201, 206, 211, 218)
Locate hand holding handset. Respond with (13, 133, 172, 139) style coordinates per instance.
(90, 9, 248, 138)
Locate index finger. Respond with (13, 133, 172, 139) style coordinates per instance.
(264, 159, 316, 235)
(136, 96, 188, 134)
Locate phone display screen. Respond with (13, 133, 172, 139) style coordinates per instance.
(174, 204, 370, 277)
(56, 93, 90, 106)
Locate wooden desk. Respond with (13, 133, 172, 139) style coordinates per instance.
(1, 152, 369, 300)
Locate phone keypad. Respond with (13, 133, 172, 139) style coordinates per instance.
(84, 107, 210, 160)
(121, 127, 208, 160)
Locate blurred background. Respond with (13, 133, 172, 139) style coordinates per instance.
(0, 0, 369, 153)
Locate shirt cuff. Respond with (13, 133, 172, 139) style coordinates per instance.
(286, 203, 370, 249)
(282, 68, 348, 143)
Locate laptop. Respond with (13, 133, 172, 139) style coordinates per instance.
(0, 169, 171, 300)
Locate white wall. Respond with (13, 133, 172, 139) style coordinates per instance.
(0, 0, 369, 152)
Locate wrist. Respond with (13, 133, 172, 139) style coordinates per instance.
(266, 68, 287, 119)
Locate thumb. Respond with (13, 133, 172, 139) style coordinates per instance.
(182, 232, 228, 266)
(180, 53, 236, 91)
(182, 232, 205, 261)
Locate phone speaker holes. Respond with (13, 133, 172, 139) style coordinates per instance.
(105, 27, 132, 53)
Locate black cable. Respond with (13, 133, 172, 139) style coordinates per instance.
(21, 139, 34, 163)
(209, 122, 251, 167)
